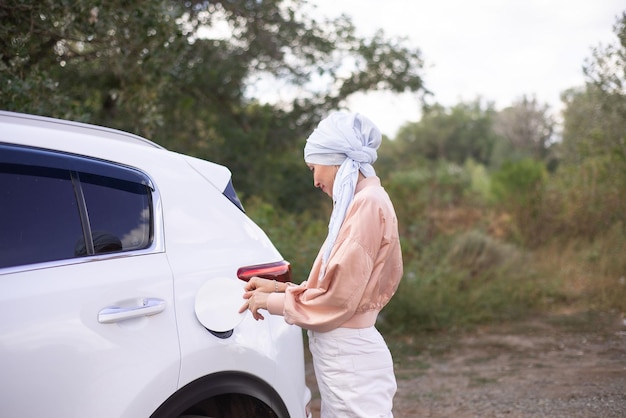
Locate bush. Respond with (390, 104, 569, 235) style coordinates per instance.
(535, 222, 626, 314)
(379, 231, 563, 334)
(245, 196, 327, 283)
(546, 155, 626, 240)
(490, 159, 547, 246)
(386, 161, 473, 259)
(447, 230, 520, 278)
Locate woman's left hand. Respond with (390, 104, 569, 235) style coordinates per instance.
(239, 290, 269, 321)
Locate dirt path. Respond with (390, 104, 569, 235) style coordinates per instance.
(305, 314, 626, 417)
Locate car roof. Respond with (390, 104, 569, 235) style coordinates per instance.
(0, 111, 164, 150)
(0, 110, 234, 194)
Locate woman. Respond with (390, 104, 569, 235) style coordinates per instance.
(239, 111, 403, 417)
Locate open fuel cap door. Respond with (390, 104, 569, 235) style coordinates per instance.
(195, 277, 247, 332)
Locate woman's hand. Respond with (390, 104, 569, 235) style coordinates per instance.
(239, 290, 269, 320)
(243, 276, 276, 293)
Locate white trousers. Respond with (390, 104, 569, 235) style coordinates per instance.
(308, 327, 396, 418)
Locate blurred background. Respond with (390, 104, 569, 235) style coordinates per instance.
(2, 0, 624, 334)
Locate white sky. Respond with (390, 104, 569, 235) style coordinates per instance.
(309, 0, 625, 137)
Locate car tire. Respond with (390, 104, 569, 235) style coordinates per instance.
(151, 372, 288, 418)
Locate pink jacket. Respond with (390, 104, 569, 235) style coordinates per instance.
(267, 176, 403, 332)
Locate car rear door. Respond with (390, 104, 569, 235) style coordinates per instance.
(0, 145, 180, 417)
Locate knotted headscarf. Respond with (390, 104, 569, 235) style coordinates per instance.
(304, 111, 382, 281)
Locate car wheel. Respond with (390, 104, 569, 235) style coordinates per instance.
(151, 373, 287, 418)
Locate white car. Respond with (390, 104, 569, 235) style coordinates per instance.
(0, 111, 312, 418)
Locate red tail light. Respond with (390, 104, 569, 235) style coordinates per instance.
(237, 260, 292, 283)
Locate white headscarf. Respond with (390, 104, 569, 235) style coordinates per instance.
(304, 111, 382, 280)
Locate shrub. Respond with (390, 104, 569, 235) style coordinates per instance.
(245, 196, 327, 283)
(447, 230, 520, 278)
(490, 159, 547, 246)
(386, 161, 473, 258)
(379, 230, 563, 334)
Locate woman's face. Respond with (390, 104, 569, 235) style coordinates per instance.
(307, 163, 338, 198)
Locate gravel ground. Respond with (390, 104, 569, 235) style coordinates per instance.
(305, 314, 626, 417)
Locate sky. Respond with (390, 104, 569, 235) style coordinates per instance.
(309, 0, 625, 137)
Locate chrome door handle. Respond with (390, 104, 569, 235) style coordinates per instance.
(98, 298, 166, 324)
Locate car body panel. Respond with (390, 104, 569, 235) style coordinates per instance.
(0, 111, 311, 418)
(0, 254, 179, 417)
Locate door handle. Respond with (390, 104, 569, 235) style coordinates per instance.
(98, 298, 166, 324)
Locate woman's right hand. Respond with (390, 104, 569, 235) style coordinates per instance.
(243, 276, 276, 293)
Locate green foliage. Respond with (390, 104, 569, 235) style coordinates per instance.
(492, 95, 556, 165)
(561, 85, 626, 167)
(245, 196, 328, 283)
(582, 11, 626, 164)
(464, 159, 492, 202)
(360, 16, 626, 332)
(385, 160, 472, 259)
(447, 230, 520, 277)
(490, 159, 545, 203)
(535, 224, 626, 314)
(393, 100, 500, 166)
(540, 155, 626, 240)
(2, 1, 624, 335)
(379, 231, 560, 334)
(490, 159, 546, 245)
(1, 0, 426, 214)
(554, 13, 626, 241)
(1, 0, 183, 129)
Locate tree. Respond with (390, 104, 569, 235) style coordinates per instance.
(578, 11, 626, 164)
(0, 0, 427, 213)
(492, 95, 555, 166)
(391, 99, 499, 167)
(0, 1, 182, 127)
(552, 12, 626, 239)
(561, 12, 626, 172)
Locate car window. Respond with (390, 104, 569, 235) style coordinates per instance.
(0, 164, 83, 268)
(79, 172, 152, 253)
(0, 144, 154, 269)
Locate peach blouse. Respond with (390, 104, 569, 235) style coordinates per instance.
(267, 176, 403, 332)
